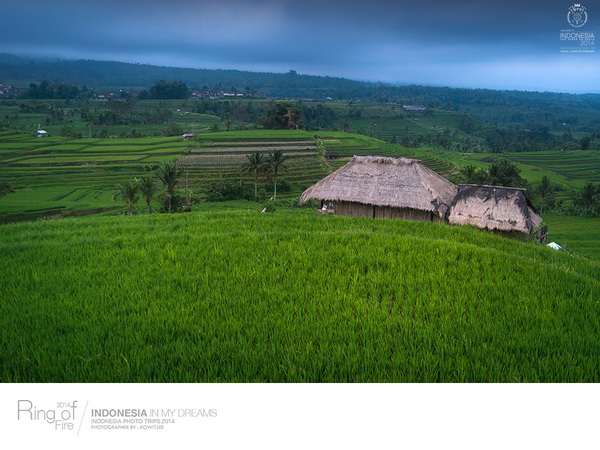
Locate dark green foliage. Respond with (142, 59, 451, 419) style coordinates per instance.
(301, 103, 339, 129)
(459, 113, 477, 134)
(261, 199, 276, 212)
(265, 179, 291, 194)
(531, 176, 561, 213)
(143, 80, 190, 100)
(118, 128, 142, 138)
(242, 152, 267, 200)
(159, 192, 183, 212)
(579, 135, 592, 150)
(460, 165, 488, 185)
(263, 102, 303, 130)
(154, 161, 180, 213)
(484, 126, 558, 153)
(60, 125, 81, 138)
(21, 80, 80, 99)
(549, 183, 600, 217)
(111, 181, 140, 215)
(265, 150, 288, 199)
(137, 176, 159, 214)
(191, 100, 263, 123)
(571, 183, 600, 216)
(460, 160, 526, 188)
(487, 159, 527, 187)
(0, 180, 15, 196)
(163, 123, 184, 137)
(206, 179, 253, 202)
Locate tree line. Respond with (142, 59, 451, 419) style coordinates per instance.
(206, 150, 289, 204)
(112, 161, 184, 215)
(20, 80, 85, 99)
(113, 151, 290, 215)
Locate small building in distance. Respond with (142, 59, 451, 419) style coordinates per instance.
(448, 184, 544, 240)
(182, 133, 195, 141)
(36, 130, 48, 138)
(300, 155, 458, 222)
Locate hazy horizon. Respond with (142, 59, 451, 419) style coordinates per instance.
(2, 0, 599, 94)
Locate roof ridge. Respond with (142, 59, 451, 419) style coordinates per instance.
(352, 155, 417, 165)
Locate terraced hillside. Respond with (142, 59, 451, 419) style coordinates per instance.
(0, 130, 192, 221)
(504, 150, 600, 185)
(179, 131, 460, 200)
(322, 136, 456, 178)
(325, 102, 487, 144)
(2, 127, 598, 222)
(0, 129, 411, 219)
(179, 132, 329, 200)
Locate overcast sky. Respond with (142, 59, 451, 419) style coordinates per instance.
(2, 0, 599, 93)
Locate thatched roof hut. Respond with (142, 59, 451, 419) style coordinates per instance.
(448, 184, 542, 235)
(300, 156, 458, 221)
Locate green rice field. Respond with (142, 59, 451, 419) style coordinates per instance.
(504, 150, 600, 184)
(1, 208, 599, 382)
(0, 129, 404, 221)
(542, 213, 600, 261)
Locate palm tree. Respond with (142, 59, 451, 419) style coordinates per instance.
(488, 159, 526, 188)
(242, 152, 266, 200)
(460, 165, 488, 185)
(460, 165, 478, 183)
(137, 176, 159, 214)
(573, 182, 599, 210)
(532, 176, 560, 213)
(112, 181, 140, 215)
(0, 180, 15, 197)
(265, 150, 288, 200)
(154, 161, 180, 213)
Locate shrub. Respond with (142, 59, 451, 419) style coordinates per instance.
(261, 199, 276, 213)
(265, 179, 292, 194)
(207, 179, 253, 202)
(158, 193, 183, 213)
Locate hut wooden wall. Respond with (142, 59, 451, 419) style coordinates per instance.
(337, 201, 375, 218)
(334, 201, 440, 222)
(374, 205, 436, 222)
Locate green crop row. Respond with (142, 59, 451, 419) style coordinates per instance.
(1, 209, 598, 382)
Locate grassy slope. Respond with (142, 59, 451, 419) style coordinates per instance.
(542, 213, 600, 260)
(1, 208, 599, 383)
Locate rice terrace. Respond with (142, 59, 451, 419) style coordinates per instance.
(1, 78, 600, 383)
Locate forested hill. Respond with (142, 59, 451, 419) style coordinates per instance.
(0, 55, 370, 98)
(2, 54, 600, 129)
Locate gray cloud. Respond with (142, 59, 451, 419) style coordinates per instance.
(1, 0, 598, 92)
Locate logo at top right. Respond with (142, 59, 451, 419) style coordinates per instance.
(567, 4, 588, 28)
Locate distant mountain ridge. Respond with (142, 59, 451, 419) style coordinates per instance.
(0, 54, 372, 98)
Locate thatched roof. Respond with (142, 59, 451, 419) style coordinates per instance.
(448, 184, 542, 234)
(300, 156, 458, 216)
